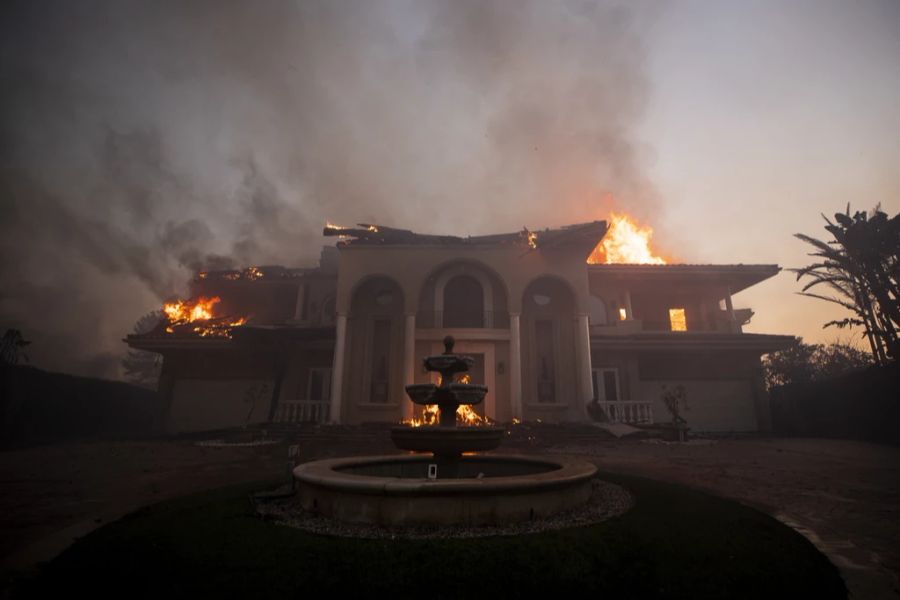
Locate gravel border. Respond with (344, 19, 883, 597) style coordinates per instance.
(254, 477, 633, 540)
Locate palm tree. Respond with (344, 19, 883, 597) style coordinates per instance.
(793, 205, 899, 364)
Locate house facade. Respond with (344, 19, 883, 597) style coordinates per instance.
(127, 221, 794, 433)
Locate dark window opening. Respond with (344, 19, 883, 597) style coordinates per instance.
(444, 275, 484, 328)
(370, 319, 391, 403)
(535, 320, 555, 403)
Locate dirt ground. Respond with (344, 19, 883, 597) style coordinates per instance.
(1, 431, 898, 599)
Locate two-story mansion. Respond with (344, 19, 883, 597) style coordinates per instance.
(127, 220, 795, 434)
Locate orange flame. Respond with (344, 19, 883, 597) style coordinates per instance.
(588, 213, 667, 265)
(401, 373, 492, 427)
(402, 404, 492, 427)
(163, 296, 220, 322)
(244, 266, 264, 280)
(161, 296, 248, 339)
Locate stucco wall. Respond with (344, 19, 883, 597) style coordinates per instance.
(278, 347, 334, 402)
(638, 379, 758, 432)
(335, 245, 592, 315)
(167, 378, 273, 433)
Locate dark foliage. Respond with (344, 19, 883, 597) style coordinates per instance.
(770, 363, 899, 445)
(0, 365, 159, 448)
(794, 205, 900, 364)
(762, 341, 873, 390)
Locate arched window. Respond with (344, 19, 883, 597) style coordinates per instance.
(443, 275, 484, 328)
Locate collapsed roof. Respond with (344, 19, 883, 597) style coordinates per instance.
(324, 220, 608, 254)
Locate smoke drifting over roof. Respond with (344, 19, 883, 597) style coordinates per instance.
(0, 1, 658, 379)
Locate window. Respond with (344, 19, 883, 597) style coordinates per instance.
(306, 368, 332, 402)
(669, 308, 687, 331)
(535, 319, 555, 403)
(592, 368, 620, 402)
(370, 319, 391, 402)
(532, 294, 551, 306)
(444, 275, 484, 327)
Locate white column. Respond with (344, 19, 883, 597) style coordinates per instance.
(576, 314, 594, 418)
(724, 287, 736, 331)
(509, 313, 522, 420)
(403, 313, 416, 421)
(329, 313, 348, 423)
(292, 283, 307, 322)
(623, 290, 634, 320)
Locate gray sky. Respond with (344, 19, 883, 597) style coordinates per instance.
(1, 0, 898, 378)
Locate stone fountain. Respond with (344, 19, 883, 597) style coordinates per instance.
(293, 336, 597, 526)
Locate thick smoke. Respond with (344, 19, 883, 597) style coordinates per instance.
(0, 0, 659, 379)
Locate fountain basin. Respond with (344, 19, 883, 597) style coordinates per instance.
(390, 425, 504, 455)
(293, 454, 597, 526)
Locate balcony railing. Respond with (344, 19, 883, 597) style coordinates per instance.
(274, 400, 330, 424)
(595, 400, 654, 425)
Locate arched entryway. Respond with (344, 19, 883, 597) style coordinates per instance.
(344, 276, 405, 422)
(521, 276, 579, 420)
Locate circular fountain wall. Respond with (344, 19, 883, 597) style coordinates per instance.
(293, 453, 597, 526)
(293, 337, 598, 527)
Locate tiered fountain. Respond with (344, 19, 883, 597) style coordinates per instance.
(293, 336, 597, 526)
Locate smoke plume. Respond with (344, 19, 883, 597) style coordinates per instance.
(0, 0, 659, 378)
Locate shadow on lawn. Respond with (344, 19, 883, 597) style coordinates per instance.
(18, 472, 846, 600)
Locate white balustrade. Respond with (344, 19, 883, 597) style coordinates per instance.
(275, 400, 331, 424)
(597, 401, 654, 424)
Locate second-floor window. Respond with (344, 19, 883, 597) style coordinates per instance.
(669, 308, 687, 331)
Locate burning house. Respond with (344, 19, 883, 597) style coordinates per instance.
(126, 217, 795, 434)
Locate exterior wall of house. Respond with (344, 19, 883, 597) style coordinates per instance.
(638, 379, 758, 432)
(636, 350, 764, 431)
(160, 348, 279, 433)
(331, 244, 595, 425)
(334, 245, 592, 316)
(278, 347, 335, 403)
(168, 378, 273, 433)
(136, 237, 788, 433)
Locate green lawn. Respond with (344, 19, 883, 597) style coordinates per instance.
(20, 473, 846, 599)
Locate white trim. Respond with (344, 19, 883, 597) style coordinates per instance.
(329, 314, 347, 424)
(576, 314, 594, 418)
(509, 313, 522, 419)
(403, 314, 416, 421)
